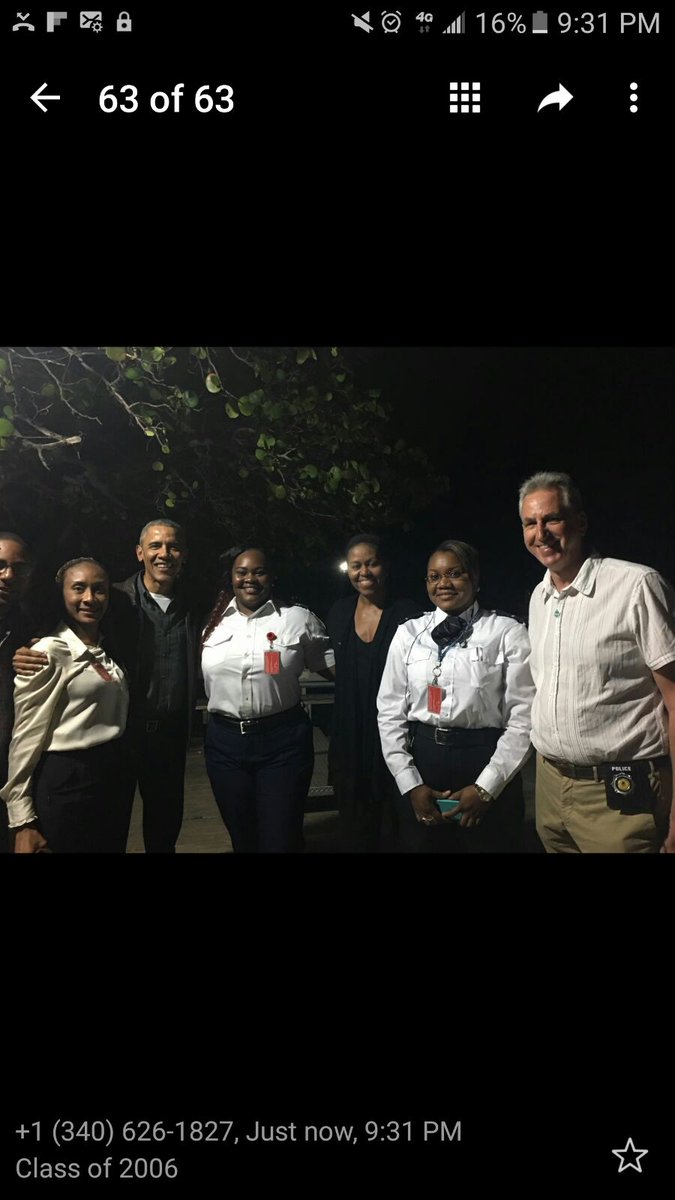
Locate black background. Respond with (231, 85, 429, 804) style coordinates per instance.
(3, 4, 671, 1188)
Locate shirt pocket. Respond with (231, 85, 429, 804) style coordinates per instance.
(273, 638, 302, 668)
(406, 645, 435, 695)
(469, 646, 505, 688)
(203, 630, 234, 650)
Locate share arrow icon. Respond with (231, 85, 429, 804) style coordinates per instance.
(537, 84, 573, 112)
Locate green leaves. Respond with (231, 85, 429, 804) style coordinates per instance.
(0, 344, 448, 563)
(238, 390, 263, 416)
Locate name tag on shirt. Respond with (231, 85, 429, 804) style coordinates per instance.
(264, 650, 281, 675)
(427, 685, 443, 714)
(91, 662, 114, 682)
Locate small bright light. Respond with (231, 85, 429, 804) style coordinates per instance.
(339, 561, 348, 572)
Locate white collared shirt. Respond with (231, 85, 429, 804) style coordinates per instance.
(376, 602, 534, 798)
(202, 598, 334, 718)
(528, 556, 675, 764)
(1, 622, 129, 827)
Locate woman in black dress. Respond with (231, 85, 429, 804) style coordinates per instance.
(325, 533, 419, 852)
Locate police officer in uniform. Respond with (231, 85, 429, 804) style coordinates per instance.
(377, 539, 535, 852)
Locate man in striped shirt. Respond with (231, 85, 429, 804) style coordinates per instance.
(519, 471, 675, 853)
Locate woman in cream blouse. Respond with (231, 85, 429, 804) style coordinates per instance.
(1, 557, 130, 853)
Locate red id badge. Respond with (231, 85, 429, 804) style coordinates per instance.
(91, 662, 114, 682)
(264, 650, 281, 674)
(427, 685, 443, 713)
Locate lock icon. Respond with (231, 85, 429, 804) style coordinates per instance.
(116, 11, 132, 32)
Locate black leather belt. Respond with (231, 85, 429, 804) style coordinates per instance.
(543, 755, 670, 780)
(211, 704, 303, 735)
(410, 723, 502, 748)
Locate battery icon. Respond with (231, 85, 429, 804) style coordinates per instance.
(532, 10, 548, 32)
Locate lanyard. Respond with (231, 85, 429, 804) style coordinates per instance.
(430, 613, 476, 681)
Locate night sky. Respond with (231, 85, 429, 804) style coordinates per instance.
(3, 345, 673, 623)
(345, 345, 675, 617)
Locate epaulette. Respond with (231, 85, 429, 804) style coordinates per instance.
(491, 608, 526, 624)
(398, 610, 431, 625)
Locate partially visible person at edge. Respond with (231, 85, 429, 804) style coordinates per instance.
(377, 539, 534, 853)
(1, 558, 130, 853)
(519, 470, 675, 854)
(0, 533, 36, 854)
(13, 520, 198, 854)
(325, 533, 419, 852)
(201, 544, 335, 852)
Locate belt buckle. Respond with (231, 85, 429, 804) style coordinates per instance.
(434, 727, 448, 745)
(146, 720, 159, 733)
(240, 719, 253, 735)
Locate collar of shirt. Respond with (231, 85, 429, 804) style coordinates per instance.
(53, 620, 106, 661)
(223, 596, 280, 620)
(432, 598, 480, 627)
(135, 569, 178, 610)
(542, 555, 601, 602)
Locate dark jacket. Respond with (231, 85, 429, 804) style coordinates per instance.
(0, 607, 35, 786)
(325, 593, 420, 812)
(111, 573, 199, 744)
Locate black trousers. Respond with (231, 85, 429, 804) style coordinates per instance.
(0, 790, 9, 854)
(121, 716, 188, 854)
(205, 708, 314, 853)
(0, 747, 9, 854)
(33, 739, 134, 854)
(396, 725, 525, 854)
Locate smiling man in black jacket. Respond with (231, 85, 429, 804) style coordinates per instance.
(112, 519, 198, 854)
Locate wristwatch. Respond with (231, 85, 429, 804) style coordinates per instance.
(474, 784, 493, 804)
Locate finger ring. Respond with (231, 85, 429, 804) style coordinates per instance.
(421, 817, 433, 824)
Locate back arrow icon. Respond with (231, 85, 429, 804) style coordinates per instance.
(537, 84, 573, 112)
(31, 82, 61, 112)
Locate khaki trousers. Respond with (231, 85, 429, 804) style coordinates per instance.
(535, 753, 670, 854)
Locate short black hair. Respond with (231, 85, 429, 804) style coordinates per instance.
(0, 531, 33, 561)
(344, 532, 391, 560)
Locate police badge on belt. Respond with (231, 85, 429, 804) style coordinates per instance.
(602, 763, 653, 814)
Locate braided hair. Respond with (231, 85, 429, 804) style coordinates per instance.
(201, 543, 273, 646)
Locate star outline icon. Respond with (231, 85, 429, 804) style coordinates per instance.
(611, 1136, 648, 1173)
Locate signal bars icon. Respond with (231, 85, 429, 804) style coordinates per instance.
(442, 11, 465, 34)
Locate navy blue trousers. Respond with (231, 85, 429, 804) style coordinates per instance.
(396, 726, 525, 854)
(205, 709, 314, 853)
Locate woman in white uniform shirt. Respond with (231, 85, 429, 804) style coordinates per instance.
(377, 540, 534, 853)
(201, 545, 335, 852)
(1, 557, 130, 854)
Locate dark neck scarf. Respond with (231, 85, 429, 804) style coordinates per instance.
(431, 612, 473, 649)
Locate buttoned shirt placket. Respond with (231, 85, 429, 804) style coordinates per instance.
(545, 589, 568, 760)
(241, 616, 256, 717)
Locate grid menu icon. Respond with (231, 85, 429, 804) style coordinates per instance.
(449, 82, 480, 114)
